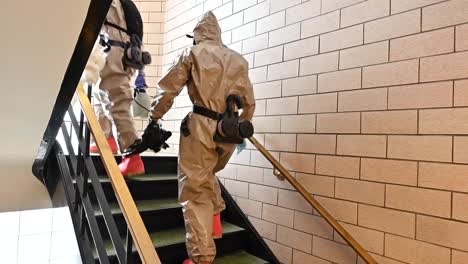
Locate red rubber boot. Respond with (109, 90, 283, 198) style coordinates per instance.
(118, 154, 145, 177)
(90, 136, 118, 154)
(213, 214, 223, 239)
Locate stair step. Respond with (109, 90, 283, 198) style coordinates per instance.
(94, 198, 181, 216)
(96, 222, 245, 258)
(214, 250, 269, 264)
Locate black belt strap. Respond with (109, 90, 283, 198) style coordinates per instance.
(193, 105, 222, 120)
(104, 20, 129, 34)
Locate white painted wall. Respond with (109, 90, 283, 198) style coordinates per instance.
(0, 1, 91, 211)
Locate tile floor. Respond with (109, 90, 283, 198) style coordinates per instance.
(0, 207, 81, 264)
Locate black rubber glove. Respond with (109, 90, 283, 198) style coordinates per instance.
(123, 120, 172, 156)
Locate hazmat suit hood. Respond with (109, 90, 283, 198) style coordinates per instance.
(193, 11, 223, 45)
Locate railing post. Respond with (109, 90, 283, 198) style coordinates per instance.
(126, 228, 133, 264)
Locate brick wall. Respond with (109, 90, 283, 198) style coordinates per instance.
(146, 0, 468, 263)
(132, 0, 166, 132)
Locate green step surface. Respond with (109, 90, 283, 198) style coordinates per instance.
(214, 251, 268, 264)
(97, 222, 245, 258)
(94, 198, 181, 216)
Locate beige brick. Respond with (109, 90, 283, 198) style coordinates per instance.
(282, 75, 317, 96)
(315, 196, 358, 224)
(423, 0, 468, 31)
(454, 136, 468, 163)
(339, 41, 389, 70)
(322, 0, 366, 13)
(244, 1, 269, 23)
(300, 52, 339, 75)
(266, 239, 293, 264)
(281, 115, 316, 133)
(388, 81, 453, 109)
(318, 68, 362, 93)
(419, 162, 468, 192)
(341, 0, 390, 27)
(280, 152, 315, 174)
(335, 223, 384, 255)
(360, 254, 406, 264)
(363, 59, 419, 88)
(269, 23, 301, 47)
(232, 0, 256, 12)
(278, 189, 313, 213)
(313, 236, 356, 264)
(271, 0, 301, 13)
(362, 110, 418, 134)
(251, 150, 279, 168)
(249, 184, 278, 205)
(337, 135, 387, 158)
(254, 100, 266, 116)
(286, 0, 321, 25)
(301, 11, 340, 38)
(237, 166, 264, 184)
(456, 23, 468, 51)
(249, 216, 276, 240)
(297, 134, 336, 154)
(249, 66, 267, 84)
(266, 96, 298, 115)
(453, 193, 468, 222)
(361, 158, 417, 185)
(365, 9, 421, 43)
(263, 169, 295, 190)
(237, 197, 262, 218)
(386, 185, 451, 217)
(391, 0, 446, 14)
(417, 215, 468, 251)
(359, 204, 416, 237)
(320, 25, 363, 53)
(232, 22, 256, 42)
(277, 225, 313, 252)
(385, 234, 451, 264)
(296, 173, 335, 197)
(293, 250, 331, 264)
(294, 211, 333, 239)
(453, 250, 468, 264)
(220, 12, 243, 31)
(422, 51, 468, 82)
(139, 2, 162, 12)
(265, 134, 296, 152)
(224, 179, 248, 198)
(252, 116, 281, 133)
(243, 34, 268, 54)
(338, 88, 387, 112)
(455, 79, 468, 106)
(317, 112, 360, 134)
(262, 204, 294, 227)
(284, 37, 319, 61)
(336, 178, 385, 206)
(390, 27, 454, 61)
(254, 46, 283, 67)
(230, 149, 251, 166)
(420, 108, 468, 134)
(316, 155, 360, 179)
(268, 60, 299, 81)
(253, 81, 282, 100)
(388, 136, 452, 162)
(299, 93, 338, 114)
(257, 11, 285, 34)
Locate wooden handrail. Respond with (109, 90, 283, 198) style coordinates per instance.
(77, 83, 161, 264)
(249, 137, 377, 264)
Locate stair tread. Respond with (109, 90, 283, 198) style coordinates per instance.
(94, 198, 181, 216)
(98, 222, 245, 258)
(214, 250, 268, 264)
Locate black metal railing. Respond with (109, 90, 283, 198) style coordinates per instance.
(56, 86, 131, 264)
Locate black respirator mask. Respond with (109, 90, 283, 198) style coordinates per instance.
(214, 95, 254, 144)
(122, 35, 152, 70)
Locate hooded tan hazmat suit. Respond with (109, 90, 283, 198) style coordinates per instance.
(93, 0, 139, 151)
(150, 12, 255, 264)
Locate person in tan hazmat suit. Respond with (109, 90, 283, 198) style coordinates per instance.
(147, 11, 255, 264)
(88, 0, 149, 176)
